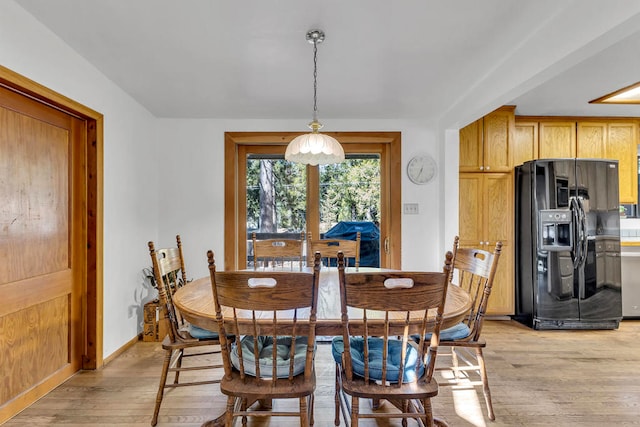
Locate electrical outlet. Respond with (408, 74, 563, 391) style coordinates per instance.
(403, 203, 419, 214)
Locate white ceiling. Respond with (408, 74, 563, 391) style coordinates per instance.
(14, 0, 640, 127)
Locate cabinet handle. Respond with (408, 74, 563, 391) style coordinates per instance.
(479, 166, 484, 171)
(485, 166, 490, 170)
(384, 237, 389, 254)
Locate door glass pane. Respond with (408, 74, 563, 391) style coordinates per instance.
(319, 155, 381, 267)
(246, 155, 306, 268)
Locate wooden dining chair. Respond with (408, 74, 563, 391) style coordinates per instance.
(307, 231, 361, 269)
(207, 251, 321, 426)
(333, 251, 452, 427)
(432, 236, 502, 421)
(147, 236, 224, 426)
(251, 231, 305, 270)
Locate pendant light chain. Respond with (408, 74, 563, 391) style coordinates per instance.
(312, 38, 319, 122)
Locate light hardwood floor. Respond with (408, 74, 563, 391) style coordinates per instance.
(5, 319, 640, 426)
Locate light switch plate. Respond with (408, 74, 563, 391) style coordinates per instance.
(403, 203, 419, 214)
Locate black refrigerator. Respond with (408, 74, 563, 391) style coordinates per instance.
(514, 159, 622, 330)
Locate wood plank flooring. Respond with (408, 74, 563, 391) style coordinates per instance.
(5, 319, 640, 426)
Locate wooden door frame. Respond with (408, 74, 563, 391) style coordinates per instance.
(224, 131, 402, 271)
(0, 65, 103, 369)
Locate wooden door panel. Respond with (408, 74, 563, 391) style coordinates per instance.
(512, 122, 538, 167)
(483, 109, 511, 171)
(484, 173, 512, 244)
(459, 119, 483, 172)
(539, 122, 576, 158)
(0, 85, 83, 419)
(607, 123, 638, 204)
(577, 122, 606, 158)
(458, 174, 483, 246)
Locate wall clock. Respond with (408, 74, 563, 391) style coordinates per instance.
(407, 155, 437, 185)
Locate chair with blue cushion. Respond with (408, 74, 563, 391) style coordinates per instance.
(208, 250, 321, 426)
(434, 236, 502, 421)
(147, 236, 225, 426)
(333, 251, 452, 427)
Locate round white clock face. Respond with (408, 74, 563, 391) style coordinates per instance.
(407, 155, 437, 185)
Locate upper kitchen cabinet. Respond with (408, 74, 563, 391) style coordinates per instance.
(459, 106, 515, 172)
(607, 122, 638, 204)
(512, 121, 538, 167)
(538, 121, 576, 158)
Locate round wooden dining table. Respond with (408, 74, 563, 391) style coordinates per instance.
(172, 267, 471, 427)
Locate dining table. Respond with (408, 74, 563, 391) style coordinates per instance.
(172, 266, 472, 427)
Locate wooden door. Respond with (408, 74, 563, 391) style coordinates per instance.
(539, 122, 576, 158)
(0, 85, 85, 421)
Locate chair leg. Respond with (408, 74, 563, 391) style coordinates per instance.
(351, 396, 359, 427)
(310, 393, 315, 426)
(401, 400, 408, 427)
(450, 347, 461, 379)
(422, 398, 434, 427)
(476, 347, 495, 420)
(299, 396, 309, 427)
(334, 365, 341, 426)
(173, 349, 183, 384)
(151, 349, 172, 426)
(225, 396, 236, 427)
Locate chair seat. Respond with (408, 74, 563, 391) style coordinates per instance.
(187, 324, 219, 340)
(332, 337, 424, 383)
(231, 336, 311, 378)
(422, 322, 471, 341)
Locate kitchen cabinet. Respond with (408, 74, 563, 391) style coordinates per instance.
(538, 121, 576, 158)
(459, 172, 514, 315)
(512, 121, 538, 167)
(607, 122, 637, 204)
(516, 118, 638, 204)
(459, 106, 514, 172)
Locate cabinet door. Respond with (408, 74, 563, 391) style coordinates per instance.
(577, 122, 607, 158)
(484, 173, 514, 314)
(539, 122, 576, 158)
(487, 241, 514, 315)
(483, 109, 512, 172)
(607, 122, 638, 204)
(458, 173, 484, 246)
(459, 119, 483, 172)
(458, 173, 514, 315)
(483, 173, 513, 245)
(512, 121, 538, 166)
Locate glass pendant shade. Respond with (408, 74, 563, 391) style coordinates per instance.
(285, 128, 345, 166)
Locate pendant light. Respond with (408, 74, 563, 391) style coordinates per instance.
(285, 30, 345, 165)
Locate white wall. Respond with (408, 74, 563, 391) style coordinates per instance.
(1, 1, 159, 358)
(1, 0, 461, 360)
(155, 118, 450, 279)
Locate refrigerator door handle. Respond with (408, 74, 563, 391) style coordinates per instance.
(577, 197, 589, 268)
(570, 196, 583, 270)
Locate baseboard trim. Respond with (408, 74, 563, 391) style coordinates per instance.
(103, 334, 142, 366)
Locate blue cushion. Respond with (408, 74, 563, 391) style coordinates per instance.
(422, 322, 471, 341)
(332, 337, 424, 383)
(187, 324, 219, 340)
(230, 336, 312, 379)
